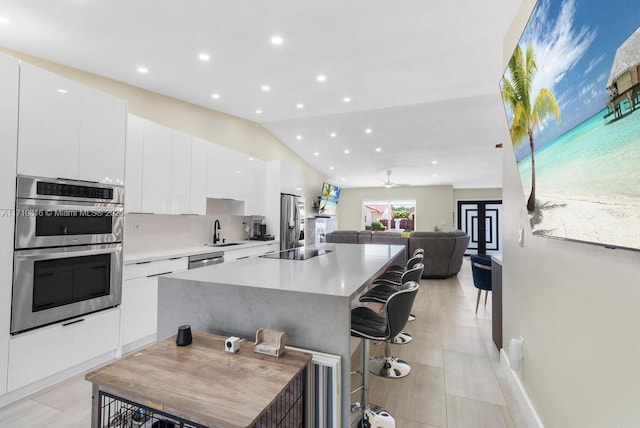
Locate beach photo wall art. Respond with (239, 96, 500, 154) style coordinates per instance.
(501, 0, 640, 251)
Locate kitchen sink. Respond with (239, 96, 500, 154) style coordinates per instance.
(204, 242, 244, 247)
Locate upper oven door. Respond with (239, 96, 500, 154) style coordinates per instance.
(14, 198, 124, 249)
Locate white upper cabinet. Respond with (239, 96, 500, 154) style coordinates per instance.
(78, 86, 126, 184)
(17, 62, 126, 183)
(207, 143, 231, 199)
(0, 53, 19, 208)
(280, 161, 304, 197)
(169, 130, 192, 214)
(141, 120, 172, 214)
(0, 53, 19, 397)
(190, 138, 209, 215)
(17, 63, 82, 180)
(125, 115, 144, 212)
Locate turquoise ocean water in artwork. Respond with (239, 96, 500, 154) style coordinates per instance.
(517, 108, 640, 202)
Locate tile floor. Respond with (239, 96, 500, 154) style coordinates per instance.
(0, 258, 526, 427)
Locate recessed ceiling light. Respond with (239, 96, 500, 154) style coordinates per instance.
(316, 75, 327, 82)
(343, 97, 351, 103)
(375, 147, 382, 152)
(249, 157, 254, 161)
(211, 93, 220, 99)
(261, 85, 270, 92)
(236, 170, 241, 174)
(330, 132, 337, 138)
(296, 135, 302, 140)
(296, 103, 304, 109)
(255, 109, 263, 114)
(57, 89, 68, 94)
(344, 149, 350, 154)
(137, 67, 149, 74)
(271, 35, 284, 45)
(432, 160, 438, 164)
(198, 53, 210, 61)
(329, 166, 334, 170)
(295, 187, 302, 191)
(433, 174, 438, 177)
(365, 128, 372, 134)
(314, 152, 319, 156)
(341, 177, 346, 181)
(0, 17, 10, 24)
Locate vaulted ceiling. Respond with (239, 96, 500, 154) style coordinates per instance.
(0, 0, 525, 188)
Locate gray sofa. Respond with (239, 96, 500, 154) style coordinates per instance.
(325, 230, 469, 278)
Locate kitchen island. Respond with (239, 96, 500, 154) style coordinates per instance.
(157, 243, 406, 427)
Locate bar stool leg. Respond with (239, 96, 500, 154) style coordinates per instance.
(369, 340, 411, 379)
(353, 338, 396, 428)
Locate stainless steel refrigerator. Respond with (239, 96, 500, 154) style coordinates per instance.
(280, 193, 303, 250)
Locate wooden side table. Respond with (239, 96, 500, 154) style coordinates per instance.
(86, 331, 311, 427)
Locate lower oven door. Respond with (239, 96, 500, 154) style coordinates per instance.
(11, 243, 122, 334)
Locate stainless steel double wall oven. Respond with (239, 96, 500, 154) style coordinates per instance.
(11, 176, 124, 334)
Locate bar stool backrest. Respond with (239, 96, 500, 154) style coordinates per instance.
(385, 281, 419, 339)
(401, 263, 424, 284)
(406, 254, 423, 270)
(412, 248, 424, 256)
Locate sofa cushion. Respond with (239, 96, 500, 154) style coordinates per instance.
(357, 230, 373, 244)
(325, 230, 359, 244)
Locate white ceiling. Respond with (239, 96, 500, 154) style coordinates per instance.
(0, 0, 524, 189)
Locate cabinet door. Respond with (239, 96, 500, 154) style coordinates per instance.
(170, 130, 192, 214)
(227, 149, 246, 201)
(207, 143, 230, 199)
(141, 120, 172, 213)
(17, 62, 81, 180)
(252, 159, 267, 216)
(78, 86, 126, 184)
(7, 308, 119, 391)
(0, 54, 18, 395)
(120, 276, 158, 347)
(125, 115, 144, 212)
(190, 138, 209, 215)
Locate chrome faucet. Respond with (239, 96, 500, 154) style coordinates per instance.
(213, 219, 221, 244)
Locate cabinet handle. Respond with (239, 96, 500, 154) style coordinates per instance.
(147, 271, 173, 278)
(168, 257, 183, 260)
(236, 256, 250, 260)
(62, 318, 85, 327)
(136, 261, 152, 265)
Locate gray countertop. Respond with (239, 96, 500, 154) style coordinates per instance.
(162, 243, 405, 298)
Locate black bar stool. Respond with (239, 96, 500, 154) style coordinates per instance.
(351, 281, 419, 427)
(360, 263, 424, 344)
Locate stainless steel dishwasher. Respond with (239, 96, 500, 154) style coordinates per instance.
(188, 251, 224, 269)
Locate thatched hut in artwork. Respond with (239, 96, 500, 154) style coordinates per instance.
(605, 27, 640, 122)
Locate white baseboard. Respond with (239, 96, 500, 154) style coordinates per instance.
(500, 349, 544, 428)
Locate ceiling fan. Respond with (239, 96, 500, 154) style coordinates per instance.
(383, 170, 409, 188)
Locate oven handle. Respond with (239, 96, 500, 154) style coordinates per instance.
(16, 202, 124, 214)
(15, 245, 121, 260)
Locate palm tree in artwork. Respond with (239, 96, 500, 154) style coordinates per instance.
(501, 44, 560, 212)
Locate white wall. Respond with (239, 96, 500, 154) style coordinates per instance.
(502, 1, 640, 426)
(337, 186, 502, 231)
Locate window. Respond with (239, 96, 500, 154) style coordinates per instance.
(362, 200, 416, 231)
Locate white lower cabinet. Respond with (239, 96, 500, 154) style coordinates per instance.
(7, 308, 120, 392)
(224, 243, 279, 261)
(120, 257, 188, 352)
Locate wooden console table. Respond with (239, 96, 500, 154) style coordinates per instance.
(85, 331, 311, 427)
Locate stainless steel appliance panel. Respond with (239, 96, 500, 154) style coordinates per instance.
(14, 198, 123, 249)
(16, 175, 124, 203)
(280, 193, 302, 251)
(11, 243, 122, 334)
(188, 251, 224, 269)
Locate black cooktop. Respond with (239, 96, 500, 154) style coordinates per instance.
(260, 247, 332, 260)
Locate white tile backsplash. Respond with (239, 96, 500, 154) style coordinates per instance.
(124, 199, 254, 254)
